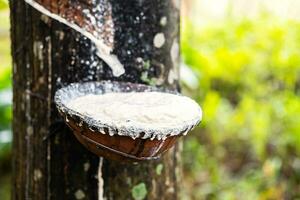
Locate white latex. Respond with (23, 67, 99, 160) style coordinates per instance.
(25, 0, 125, 77)
(67, 92, 202, 135)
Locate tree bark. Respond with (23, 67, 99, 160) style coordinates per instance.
(10, 0, 181, 199)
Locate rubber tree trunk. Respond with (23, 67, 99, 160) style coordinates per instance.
(10, 0, 181, 199)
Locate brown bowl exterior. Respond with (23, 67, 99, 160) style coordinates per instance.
(65, 113, 180, 162)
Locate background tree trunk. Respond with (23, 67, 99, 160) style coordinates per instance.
(10, 0, 181, 199)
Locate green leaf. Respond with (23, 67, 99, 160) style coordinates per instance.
(131, 183, 147, 200)
(156, 164, 163, 175)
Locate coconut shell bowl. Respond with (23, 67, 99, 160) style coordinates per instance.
(54, 81, 202, 162)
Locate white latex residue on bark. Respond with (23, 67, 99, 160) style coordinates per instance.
(25, 0, 125, 77)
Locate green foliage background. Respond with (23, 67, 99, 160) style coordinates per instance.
(0, 1, 12, 199)
(181, 13, 300, 199)
(0, 2, 300, 200)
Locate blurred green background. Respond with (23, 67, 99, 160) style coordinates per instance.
(1, 0, 300, 199)
(0, 0, 12, 199)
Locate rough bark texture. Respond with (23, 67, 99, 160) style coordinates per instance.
(11, 0, 181, 199)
